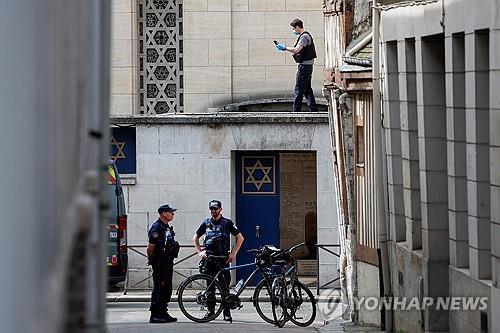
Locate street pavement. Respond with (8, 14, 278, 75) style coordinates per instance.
(106, 301, 324, 333)
(106, 301, 384, 333)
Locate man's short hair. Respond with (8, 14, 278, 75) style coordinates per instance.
(290, 19, 303, 29)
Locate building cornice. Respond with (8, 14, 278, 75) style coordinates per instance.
(109, 113, 329, 125)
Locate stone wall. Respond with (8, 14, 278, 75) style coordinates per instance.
(183, 0, 325, 112)
(112, 114, 338, 289)
(356, 261, 381, 327)
(380, 0, 500, 331)
(110, 0, 137, 115)
(109, 0, 326, 115)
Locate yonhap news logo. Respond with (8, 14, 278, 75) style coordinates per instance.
(318, 292, 488, 320)
(318, 289, 349, 321)
(352, 296, 488, 311)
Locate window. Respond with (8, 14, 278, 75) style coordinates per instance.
(138, 0, 184, 114)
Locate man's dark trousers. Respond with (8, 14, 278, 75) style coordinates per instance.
(202, 257, 231, 313)
(150, 256, 173, 316)
(293, 64, 317, 112)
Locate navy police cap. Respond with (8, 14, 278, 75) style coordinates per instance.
(158, 204, 177, 214)
(208, 200, 222, 209)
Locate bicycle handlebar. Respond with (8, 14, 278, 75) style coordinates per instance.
(248, 242, 306, 256)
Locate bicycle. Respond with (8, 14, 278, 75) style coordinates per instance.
(270, 243, 317, 328)
(176, 247, 288, 324)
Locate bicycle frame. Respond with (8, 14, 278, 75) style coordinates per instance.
(203, 259, 296, 297)
(206, 261, 267, 297)
(201, 242, 306, 301)
(207, 242, 305, 296)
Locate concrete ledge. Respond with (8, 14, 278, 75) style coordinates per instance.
(110, 112, 329, 125)
(119, 174, 136, 185)
(211, 98, 329, 112)
(320, 320, 384, 332)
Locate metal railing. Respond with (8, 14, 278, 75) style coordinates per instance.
(315, 244, 341, 295)
(124, 244, 199, 294)
(123, 243, 342, 296)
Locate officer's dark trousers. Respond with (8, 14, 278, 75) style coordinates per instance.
(293, 64, 317, 112)
(202, 257, 231, 313)
(150, 256, 173, 315)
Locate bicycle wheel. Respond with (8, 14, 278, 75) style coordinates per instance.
(253, 278, 275, 324)
(271, 277, 287, 328)
(177, 274, 224, 323)
(285, 280, 316, 327)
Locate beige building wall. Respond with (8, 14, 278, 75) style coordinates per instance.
(110, 0, 137, 115)
(183, 0, 325, 113)
(380, 0, 500, 331)
(113, 116, 338, 288)
(110, 0, 325, 115)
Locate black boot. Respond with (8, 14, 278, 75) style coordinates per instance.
(163, 312, 178, 323)
(223, 309, 232, 323)
(149, 313, 168, 323)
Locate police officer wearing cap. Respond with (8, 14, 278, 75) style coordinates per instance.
(147, 204, 180, 323)
(193, 200, 244, 323)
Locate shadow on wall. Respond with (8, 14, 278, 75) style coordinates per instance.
(210, 98, 329, 112)
(305, 212, 317, 259)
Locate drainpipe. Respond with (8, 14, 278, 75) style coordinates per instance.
(325, 87, 352, 320)
(345, 32, 373, 57)
(372, 3, 393, 332)
(338, 91, 358, 322)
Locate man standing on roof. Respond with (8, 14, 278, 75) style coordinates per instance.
(193, 200, 244, 323)
(276, 18, 318, 112)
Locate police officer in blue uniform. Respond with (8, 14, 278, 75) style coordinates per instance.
(193, 200, 244, 323)
(147, 204, 180, 323)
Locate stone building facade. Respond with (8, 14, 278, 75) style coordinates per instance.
(111, 114, 338, 288)
(322, 0, 500, 331)
(110, 0, 326, 116)
(108, 0, 339, 289)
(378, 0, 500, 331)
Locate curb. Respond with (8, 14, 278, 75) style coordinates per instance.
(106, 294, 341, 303)
(106, 295, 252, 303)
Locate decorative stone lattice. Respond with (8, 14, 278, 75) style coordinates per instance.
(138, 0, 183, 114)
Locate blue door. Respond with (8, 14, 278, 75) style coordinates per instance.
(235, 152, 280, 283)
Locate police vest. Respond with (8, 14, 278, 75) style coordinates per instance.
(152, 222, 180, 258)
(203, 219, 230, 254)
(165, 226, 175, 247)
(292, 31, 317, 63)
(165, 226, 180, 258)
